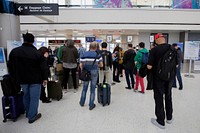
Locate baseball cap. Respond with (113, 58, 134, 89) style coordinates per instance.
(154, 33, 164, 40)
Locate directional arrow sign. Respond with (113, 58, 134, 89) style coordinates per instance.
(16, 3, 59, 15)
(18, 6, 23, 12)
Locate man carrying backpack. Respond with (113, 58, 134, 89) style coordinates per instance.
(99, 42, 113, 84)
(134, 42, 148, 94)
(147, 33, 178, 129)
(123, 43, 136, 89)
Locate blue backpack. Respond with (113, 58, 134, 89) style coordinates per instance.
(140, 51, 149, 65)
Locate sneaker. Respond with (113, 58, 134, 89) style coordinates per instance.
(28, 113, 42, 124)
(172, 86, 177, 88)
(134, 89, 138, 92)
(166, 118, 173, 124)
(151, 118, 165, 129)
(79, 102, 84, 107)
(125, 87, 131, 89)
(115, 80, 121, 83)
(111, 82, 116, 86)
(42, 98, 51, 103)
(89, 104, 96, 110)
(179, 87, 183, 90)
(139, 91, 145, 94)
(63, 89, 67, 93)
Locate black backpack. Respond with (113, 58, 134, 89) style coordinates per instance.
(101, 51, 110, 71)
(156, 45, 177, 81)
(1, 74, 21, 96)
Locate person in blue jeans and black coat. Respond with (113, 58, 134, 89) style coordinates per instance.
(79, 42, 103, 110)
(172, 43, 183, 90)
(9, 33, 48, 124)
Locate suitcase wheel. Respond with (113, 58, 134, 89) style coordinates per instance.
(3, 119, 7, 123)
(13, 119, 17, 122)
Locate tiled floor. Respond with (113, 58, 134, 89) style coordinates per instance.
(0, 73, 200, 133)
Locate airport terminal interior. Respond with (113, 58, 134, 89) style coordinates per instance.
(0, 0, 200, 133)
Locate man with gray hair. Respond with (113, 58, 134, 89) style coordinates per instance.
(79, 42, 103, 110)
(61, 39, 79, 92)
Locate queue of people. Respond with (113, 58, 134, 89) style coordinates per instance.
(8, 32, 182, 130)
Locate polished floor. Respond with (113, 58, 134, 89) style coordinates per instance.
(0, 73, 200, 133)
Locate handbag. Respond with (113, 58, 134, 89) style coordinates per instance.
(79, 54, 98, 81)
(79, 69, 91, 81)
(139, 64, 148, 78)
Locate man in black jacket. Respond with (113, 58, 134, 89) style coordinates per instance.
(9, 33, 48, 124)
(147, 33, 177, 129)
(123, 43, 136, 89)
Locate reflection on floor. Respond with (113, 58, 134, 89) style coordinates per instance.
(0, 73, 200, 133)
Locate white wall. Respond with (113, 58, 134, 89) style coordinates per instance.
(138, 32, 180, 50)
(20, 8, 200, 31)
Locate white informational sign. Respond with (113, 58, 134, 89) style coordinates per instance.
(149, 35, 154, 43)
(7, 40, 22, 58)
(127, 36, 133, 43)
(106, 35, 113, 43)
(194, 60, 200, 71)
(0, 47, 8, 79)
(184, 41, 200, 60)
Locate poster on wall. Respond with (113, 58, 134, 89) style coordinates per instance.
(127, 36, 133, 43)
(173, 0, 199, 9)
(94, 0, 132, 8)
(184, 41, 200, 60)
(106, 35, 113, 43)
(0, 47, 8, 79)
(176, 42, 184, 52)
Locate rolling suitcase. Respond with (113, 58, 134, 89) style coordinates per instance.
(97, 83, 111, 106)
(2, 92, 25, 122)
(47, 81, 63, 101)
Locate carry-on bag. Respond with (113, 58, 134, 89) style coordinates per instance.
(1, 74, 21, 96)
(47, 67, 63, 101)
(47, 81, 63, 101)
(2, 92, 25, 122)
(97, 83, 111, 106)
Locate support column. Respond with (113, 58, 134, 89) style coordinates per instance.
(0, 0, 21, 58)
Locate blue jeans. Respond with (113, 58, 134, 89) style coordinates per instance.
(21, 84, 41, 121)
(125, 68, 135, 88)
(80, 70, 98, 107)
(173, 63, 183, 88)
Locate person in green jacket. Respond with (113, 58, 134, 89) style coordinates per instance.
(134, 42, 148, 94)
(57, 44, 65, 62)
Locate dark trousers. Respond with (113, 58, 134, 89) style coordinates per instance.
(119, 64, 124, 75)
(173, 63, 183, 88)
(63, 67, 77, 89)
(125, 68, 135, 88)
(113, 61, 120, 81)
(40, 85, 47, 101)
(153, 76, 173, 126)
(146, 72, 153, 90)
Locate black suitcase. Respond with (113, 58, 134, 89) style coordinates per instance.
(47, 81, 63, 101)
(2, 92, 25, 122)
(97, 83, 111, 106)
(1, 74, 21, 96)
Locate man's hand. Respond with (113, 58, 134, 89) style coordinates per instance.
(43, 80, 48, 87)
(147, 65, 152, 69)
